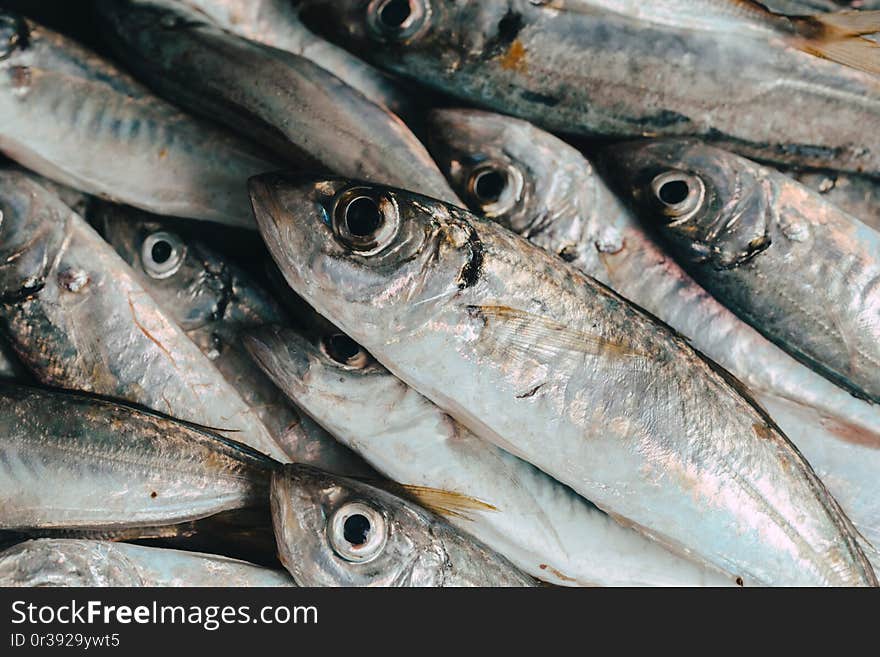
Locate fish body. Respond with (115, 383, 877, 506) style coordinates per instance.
(0, 171, 286, 460)
(299, 0, 880, 175)
(250, 172, 876, 586)
(0, 539, 294, 586)
(601, 139, 880, 405)
(97, 0, 459, 205)
(426, 109, 880, 546)
(97, 205, 374, 476)
(784, 169, 880, 232)
(0, 384, 273, 533)
(246, 325, 737, 586)
(0, 12, 274, 227)
(271, 464, 537, 586)
(178, 0, 413, 117)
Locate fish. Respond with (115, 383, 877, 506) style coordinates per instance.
(426, 109, 880, 550)
(0, 170, 287, 460)
(298, 0, 880, 175)
(250, 172, 876, 585)
(0, 383, 274, 535)
(177, 0, 414, 118)
(97, 0, 460, 206)
(96, 204, 376, 477)
(0, 539, 295, 587)
(601, 139, 880, 406)
(271, 463, 538, 586)
(245, 325, 737, 586)
(783, 169, 880, 232)
(0, 11, 275, 227)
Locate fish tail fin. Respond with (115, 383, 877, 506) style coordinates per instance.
(790, 11, 880, 76)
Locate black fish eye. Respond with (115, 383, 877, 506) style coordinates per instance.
(141, 231, 186, 279)
(328, 502, 387, 563)
(343, 514, 371, 546)
(367, 0, 429, 41)
(651, 171, 705, 220)
(472, 168, 508, 203)
(321, 333, 372, 369)
(332, 187, 401, 255)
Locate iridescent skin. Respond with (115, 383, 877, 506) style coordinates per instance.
(250, 173, 875, 586)
(0, 171, 286, 460)
(0, 540, 294, 587)
(0, 384, 273, 533)
(97, 205, 374, 477)
(298, 0, 880, 175)
(271, 464, 537, 586)
(178, 0, 412, 117)
(0, 12, 275, 227)
(602, 140, 880, 405)
(97, 0, 459, 205)
(426, 109, 880, 549)
(784, 169, 880, 233)
(246, 326, 737, 586)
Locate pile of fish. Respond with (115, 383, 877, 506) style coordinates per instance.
(0, 0, 879, 587)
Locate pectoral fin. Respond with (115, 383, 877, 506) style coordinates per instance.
(791, 12, 880, 76)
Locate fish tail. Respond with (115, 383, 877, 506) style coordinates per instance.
(789, 11, 880, 76)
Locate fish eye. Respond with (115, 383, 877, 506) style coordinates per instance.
(141, 231, 186, 279)
(328, 501, 387, 563)
(465, 161, 523, 219)
(367, 0, 430, 42)
(0, 14, 27, 61)
(321, 333, 372, 369)
(332, 187, 401, 255)
(651, 171, 705, 221)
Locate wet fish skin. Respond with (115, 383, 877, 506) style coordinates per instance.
(97, 0, 460, 206)
(178, 0, 414, 118)
(0, 11, 275, 227)
(299, 0, 880, 175)
(601, 139, 880, 405)
(96, 204, 376, 477)
(426, 109, 880, 548)
(0, 539, 294, 587)
(251, 172, 876, 586)
(0, 383, 274, 534)
(783, 169, 880, 232)
(271, 463, 537, 586)
(246, 325, 737, 587)
(0, 170, 286, 460)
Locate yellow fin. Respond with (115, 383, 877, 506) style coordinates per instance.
(398, 484, 498, 521)
(792, 12, 880, 76)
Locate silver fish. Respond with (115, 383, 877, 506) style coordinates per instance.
(0, 539, 294, 587)
(178, 0, 413, 117)
(271, 463, 538, 586)
(426, 108, 880, 549)
(97, 0, 459, 205)
(0, 11, 275, 227)
(0, 383, 273, 534)
(298, 0, 880, 175)
(0, 170, 287, 460)
(245, 325, 737, 586)
(251, 172, 875, 585)
(96, 204, 375, 477)
(601, 139, 880, 406)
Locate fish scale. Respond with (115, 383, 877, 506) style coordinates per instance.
(251, 172, 876, 586)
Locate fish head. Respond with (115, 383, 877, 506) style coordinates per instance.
(427, 108, 610, 238)
(0, 170, 70, 302)
(249, 173, 475, 335)
(271, 464, 446, 586)
(601, 140, 774, 270)
(299, 0, 511, 74)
